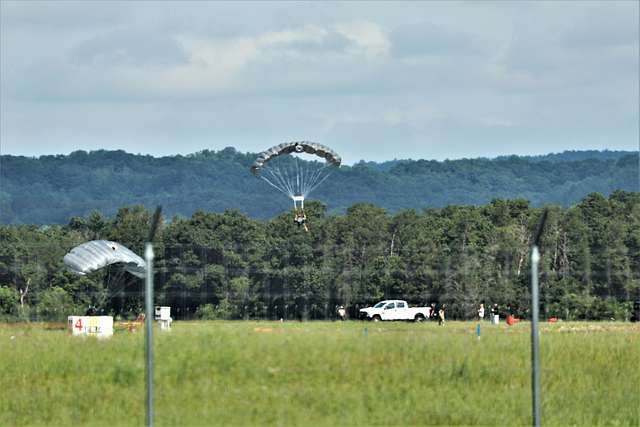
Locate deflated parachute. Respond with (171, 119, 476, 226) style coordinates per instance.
(250, 141, 341, 209)
(63, 240, 145, 278)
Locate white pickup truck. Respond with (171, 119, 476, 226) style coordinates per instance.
(359, 300, 431, 322)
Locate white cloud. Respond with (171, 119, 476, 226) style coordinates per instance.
(15, 21, 391, 100)
(317, 106, 445, 132)
(1, 1, 637, 160)
(334, 21, 390, 58)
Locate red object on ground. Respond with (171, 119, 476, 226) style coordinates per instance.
(548, 317, 558, 323)
(506, 315, 520, 326)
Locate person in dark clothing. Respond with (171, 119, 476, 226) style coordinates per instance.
(294, 209, 308, 232)
(491, 303, 499, 324)
(430, 303, 438, 321)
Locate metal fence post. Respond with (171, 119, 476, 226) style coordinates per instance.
(531, 245, 541, 427)
(145, 242, 154, 427)
(145, 206, 162, 427)
(530, 208, 547, 427)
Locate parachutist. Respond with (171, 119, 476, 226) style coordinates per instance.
(294, 209, 309, 232)
(250, 142, 340, 226)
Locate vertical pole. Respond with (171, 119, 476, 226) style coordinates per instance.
(145, 242, 154, 427)
(531, 245, 541, 427)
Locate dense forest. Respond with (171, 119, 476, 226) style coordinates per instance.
(1, 191, 638, 322)
(1, 149, 637, 224)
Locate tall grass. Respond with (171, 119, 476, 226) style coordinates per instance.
(1, 321, 638, 426)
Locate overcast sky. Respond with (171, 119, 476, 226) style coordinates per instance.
(1, 1, 638, 163)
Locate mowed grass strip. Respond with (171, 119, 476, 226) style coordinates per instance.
(1, 321, 638, 426)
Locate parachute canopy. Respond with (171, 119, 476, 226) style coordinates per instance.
(63, 240, 145, 278)
(251, 141, 341, 175)
(250, 141, 341, 209)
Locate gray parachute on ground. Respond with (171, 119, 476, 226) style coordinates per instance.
(250, 141, 341, 175)
(63, 240, 145, 278)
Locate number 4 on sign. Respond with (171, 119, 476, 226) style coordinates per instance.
(75, 318, 83, 331)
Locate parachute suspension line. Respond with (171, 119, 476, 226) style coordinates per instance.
(302, 160, 316, 196)
(305, 166, 333, 196)
(261, 169, 289, 196)
(302, 163, 330, 198)
(279, 164, 297, 197)
(104, 265, 125, 312)
(250, 141, 341, 208)
(295, 156, 313, 199)
(295, 156, 301, 197)
(261, 166, 294, 199)
(265, 165, 291, 195)
(259, 175, 289, 197)
(279, 164, 297, 198)
(260, 160, 331, 202)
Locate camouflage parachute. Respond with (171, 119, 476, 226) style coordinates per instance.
(250, 141, 341, 209)
(250, 141, 341, 175)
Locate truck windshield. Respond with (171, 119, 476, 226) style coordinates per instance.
(374, 302, 387, 308)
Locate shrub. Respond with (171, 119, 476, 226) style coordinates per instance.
(195, 299, 232, 320)
(36, 287, 77, 321)
(0, 286, 19, 316)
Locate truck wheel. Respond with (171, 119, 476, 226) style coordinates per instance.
(414, 314, 425, 322)
(372, 315, 381, 322)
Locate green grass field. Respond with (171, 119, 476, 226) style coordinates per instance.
(1, 321, 638, 426)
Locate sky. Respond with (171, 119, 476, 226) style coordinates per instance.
(1, 1, 638, 164)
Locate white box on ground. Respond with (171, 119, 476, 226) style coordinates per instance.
(68, 316, 113, 338)
(155, 306, 171, 320)
(155, 306, 172, 330)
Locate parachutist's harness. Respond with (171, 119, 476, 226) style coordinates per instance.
(294, 210, 308, 232)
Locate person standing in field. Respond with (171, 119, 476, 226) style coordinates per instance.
(491, 303, 500, 324)
(430, 303, 438, 321)
(478, 303, 485, 321)
(438, 304, 446, 326)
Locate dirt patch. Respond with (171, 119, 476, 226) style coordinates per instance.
(254, 327, 283, 334)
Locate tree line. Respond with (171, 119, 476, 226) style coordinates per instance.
(1, 148, 637, 224)
(0, 191, 638, 322)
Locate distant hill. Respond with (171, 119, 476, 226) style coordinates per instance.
(505, 150, 635, 163)
(0, 148, 637, 224)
